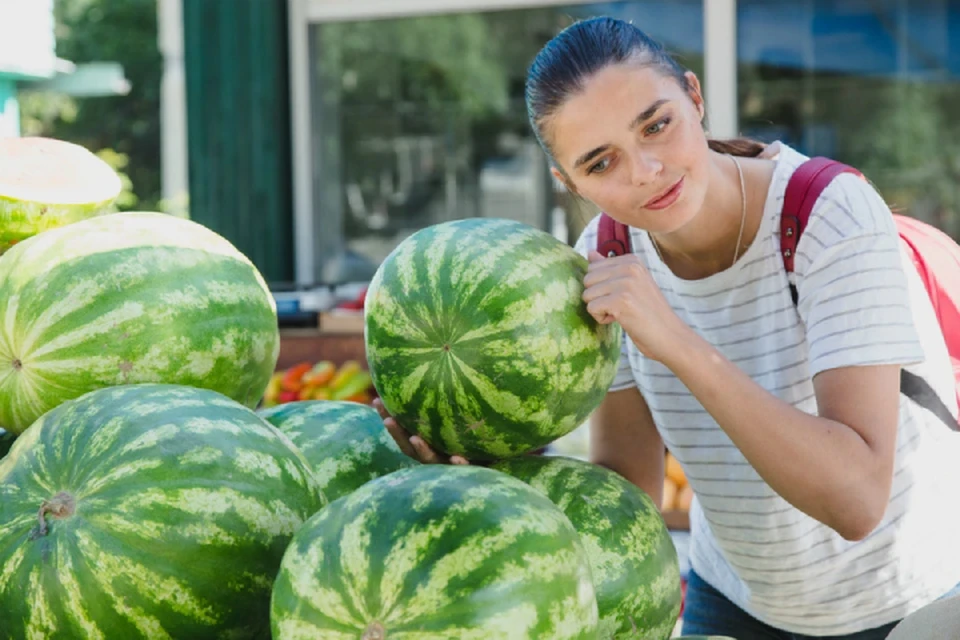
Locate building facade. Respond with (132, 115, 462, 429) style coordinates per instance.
(174, 0, 960, 292)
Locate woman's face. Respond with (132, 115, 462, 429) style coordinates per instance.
(546, 63, 712, 234)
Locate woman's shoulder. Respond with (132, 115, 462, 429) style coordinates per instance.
(772, 142, 897, 238)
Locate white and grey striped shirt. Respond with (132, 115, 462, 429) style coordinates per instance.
(574, 143, 960, 635)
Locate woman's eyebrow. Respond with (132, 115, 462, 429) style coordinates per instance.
(572, 98, 671, 170)
(629, 99, 669, 130)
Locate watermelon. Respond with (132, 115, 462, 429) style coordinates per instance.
(0, 211, 280, 434)
(0, 136, 122, 253)
(491, 455, 682, 639)
(0, 428, 14, 458)
(270, 464, 599, 639)
(258, 400, 419, 502)
(0, 383, 326, 639)
(364, 217, 621, 461)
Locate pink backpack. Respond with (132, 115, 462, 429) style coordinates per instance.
(597, 157, 960, 431)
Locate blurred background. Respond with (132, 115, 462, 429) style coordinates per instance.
(3, 0, 959, 293)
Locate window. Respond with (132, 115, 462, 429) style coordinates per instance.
(738, 0, 960, 237)
(305, 1, 703, 286)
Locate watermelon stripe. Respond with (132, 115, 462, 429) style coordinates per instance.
(0, 213, 279, 434)
(365, 218, 620, 460)
(0, 384, 325, 638)
(271, 465, 598, 639)
(258, 401, 419, 503)
(492, 455, 683, 639)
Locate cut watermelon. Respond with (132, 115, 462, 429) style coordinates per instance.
(0, 136, 122, 253)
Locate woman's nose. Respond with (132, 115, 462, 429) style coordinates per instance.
(629, 151, 663, 186)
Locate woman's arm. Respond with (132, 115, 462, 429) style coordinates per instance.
(582, 240, 907, 541)
(589, 387, 666, 509)
(663, 331, 900, 541)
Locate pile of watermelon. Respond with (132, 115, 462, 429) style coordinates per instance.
(0, 137, 721, 639)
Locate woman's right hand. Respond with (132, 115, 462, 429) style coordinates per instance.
(372, 398, 470, 465)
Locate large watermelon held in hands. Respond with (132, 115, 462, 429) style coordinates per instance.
(258, 400, 419, 502)
(492, 455, 682, 640)
(270, 464, 600, 639)
(0, 211, 280, 434)
(364, 218, 621, 461)
(0, 136, 122, 253)
(0, 384, 326, 640)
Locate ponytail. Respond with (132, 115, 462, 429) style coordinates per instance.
(707, 137, 767, 158)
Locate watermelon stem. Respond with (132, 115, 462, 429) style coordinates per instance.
(11, 359, 20, 370)
(36, 491, 75, 537)
(361, 622, 386, 640)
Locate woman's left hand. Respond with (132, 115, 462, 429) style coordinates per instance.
(582, 250, 689, 363)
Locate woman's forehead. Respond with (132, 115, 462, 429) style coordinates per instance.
(549, 65, 682, 158)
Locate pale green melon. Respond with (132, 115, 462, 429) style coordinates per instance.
(0, 136, 122, 253)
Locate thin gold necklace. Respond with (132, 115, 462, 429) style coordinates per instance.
(650, 154, 747, 270)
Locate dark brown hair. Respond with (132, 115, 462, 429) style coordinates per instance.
(525, 17, 765, 163)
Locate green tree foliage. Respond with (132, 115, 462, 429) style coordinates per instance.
(20, 0, 161, 211)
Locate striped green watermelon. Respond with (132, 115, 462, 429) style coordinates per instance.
(0, 136, 122, 253)
(270, 464, 599, 639)
(0, 428, 14, 458)
(0, 211, 280, 434)
(258, 400, 419, 502)
(0, 383, 326, 639)
(492, 455, 682, 639)
(364, 218, 621, 461)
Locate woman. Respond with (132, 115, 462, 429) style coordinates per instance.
(377, 16, 960, 639)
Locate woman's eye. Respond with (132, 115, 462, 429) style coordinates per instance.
(645, 117, 671, 135)
(588, 157, 611, 174)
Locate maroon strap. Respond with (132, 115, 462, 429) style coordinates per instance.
(597, 213, 631, 257)
(781, 157, 862, 272)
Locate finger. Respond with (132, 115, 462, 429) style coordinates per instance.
(372, 397, 389, 419)
(587, 250, 607, 263)
(384, 417, 419, 459)
(450, 455, 471, 465)
(583, 272, 638, 302)
(586, 296, 619, 324)
(410, 435, 444, 464)
(586, 252, 616, 274)
(583, 254, 627, 286)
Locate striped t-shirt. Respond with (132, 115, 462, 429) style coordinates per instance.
(573, 143, 960, 635)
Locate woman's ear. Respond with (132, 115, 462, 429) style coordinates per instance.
(684, 71, 706, 121)
(551, 166, 579, 196)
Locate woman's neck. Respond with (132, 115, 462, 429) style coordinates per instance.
(651, 152, 773, 280)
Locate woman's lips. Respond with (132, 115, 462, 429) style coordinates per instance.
(644, 177, 684, 210)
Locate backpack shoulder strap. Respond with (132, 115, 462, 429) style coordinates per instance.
(782, 158, 958, 431)
(781, 157, 863, 303)
(597, 213, 631, 257)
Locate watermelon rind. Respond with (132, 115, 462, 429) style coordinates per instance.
(0, 383, 326, 639)
(0, 211, 280, 434)
(258, 400, 419, 502)
(364, 217, 622, 461)
(270, 464, 600, 639)
(492, 454, 682, 639)
(0, 136, 122, 253)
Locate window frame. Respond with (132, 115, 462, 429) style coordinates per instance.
(287, 0, 736, 285)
